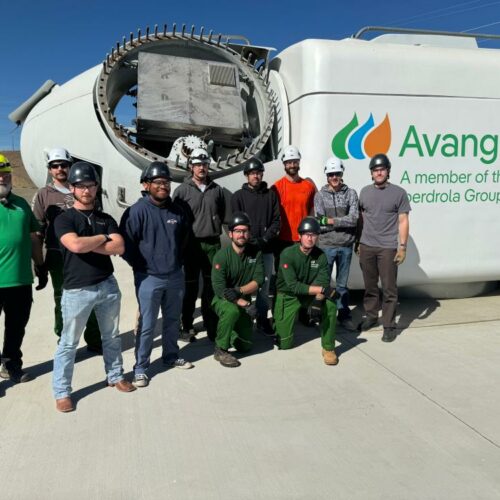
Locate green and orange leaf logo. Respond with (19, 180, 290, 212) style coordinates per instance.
(332, 113, 391, 160)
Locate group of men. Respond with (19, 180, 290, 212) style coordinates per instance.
(0, 144, 410, 412)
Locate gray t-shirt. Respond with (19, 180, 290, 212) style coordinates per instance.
(359, 183, 411, 249)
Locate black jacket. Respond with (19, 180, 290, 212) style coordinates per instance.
(230, 181, 280, 253)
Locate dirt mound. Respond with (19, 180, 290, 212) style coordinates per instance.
(1, 150, 36, 189)
(1, 150, 38, 202)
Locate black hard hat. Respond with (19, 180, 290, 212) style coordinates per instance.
(369, 153, 391, 170)
(243, 158, 265, 174)
(140, 161, 172, 183)
(229, 211, 251, 231)
(297, 216, 321, 235)
(68, 161, 99, 185)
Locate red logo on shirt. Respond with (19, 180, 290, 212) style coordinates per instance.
(283, 263, 288, 269)
(215, 263, 221, 270)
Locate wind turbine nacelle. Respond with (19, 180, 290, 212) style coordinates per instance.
(13, 25, 500, 296)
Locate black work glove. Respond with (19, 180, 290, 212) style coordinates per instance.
(223, 288, 242, 303)
(308, 298, 323, 323)
(354, 241, 360, 256)
(244, 303, 258, 320)
(322, 285, 338, 301)
(35, 263, 49, 291)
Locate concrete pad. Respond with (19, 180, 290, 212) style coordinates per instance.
(1, 258, 499, 499)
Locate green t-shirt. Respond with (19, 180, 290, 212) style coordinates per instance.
(0, 192, 40, 287)
(211, 244, 264, 300)
(276, 243, 330, 296)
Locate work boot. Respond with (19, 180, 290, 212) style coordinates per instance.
(55, 397, 74, 413)
(214, 347, 241, 368)
(358, 317, 378, 332)
(322, 349, 339, 366)
(382, 327, 398, 343)
(257, 317, 275, 337)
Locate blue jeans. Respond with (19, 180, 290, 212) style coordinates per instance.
(134, 270, 184, 374)
(255, 252, 274, 321)
(52, 276, 124, 399)
(321, 246, 353, 320)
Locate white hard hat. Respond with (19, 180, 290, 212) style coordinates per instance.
(324, 157, 344, 175)
(189, 148, 210, 165)
(281, 145, 301, 162)
(47, 148, 72, 165)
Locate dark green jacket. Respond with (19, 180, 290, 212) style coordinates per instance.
(212, 244, 264, 301)
(276, 244, 329, 296)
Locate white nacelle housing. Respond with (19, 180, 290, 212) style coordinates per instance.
(14, 27, 500, 296)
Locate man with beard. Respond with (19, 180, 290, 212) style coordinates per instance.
(314, 157, 359, 331)
(230, 158, 280, 336)
(173, 148, 226, 342)
(0, 154, 47, 383)
(272, 145, 316, 327)
(272, 146, 316, 261)
(357, 154, 411, 343)
(32, 148, 102, 353)
(120, 162, 193, 388)
(53, 162, 135, 413)
(211, 212, 264, 368)
(274, 217, 338, 365)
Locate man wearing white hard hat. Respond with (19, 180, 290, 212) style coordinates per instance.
(173, 148, 226, 342)
(32, 148, 102, 353)
(272, 146, 316, 260)
(314, 157, 359, 331)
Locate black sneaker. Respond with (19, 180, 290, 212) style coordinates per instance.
(179, 329, 196, 343)
(257, 318, 275, 337)
(214, 347, 241, 368)
(382, 327, 398, 343)
(0, 365, 33, 383)
(358, 317, 378, 332)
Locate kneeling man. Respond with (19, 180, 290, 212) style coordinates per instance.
(211, 212, 264, 367)
(274, 217, 338, 365)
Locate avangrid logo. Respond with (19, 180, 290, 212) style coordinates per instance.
(331, 113, 391, 160)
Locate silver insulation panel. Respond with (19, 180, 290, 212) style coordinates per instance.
(137, 52, 245, 142)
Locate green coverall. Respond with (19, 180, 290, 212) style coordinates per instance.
(211, 244, 264, 352)
(274, 244, 337, 350)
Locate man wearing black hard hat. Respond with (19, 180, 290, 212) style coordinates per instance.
(120, 161, 193, 388)
(274, 217, 338, 365)
(52, 162, 135, 412)
(211, 211, 264, 368)
(230, 158, 280, 336)
(357, 153, 411, 342)
(32, 147, 102, 353)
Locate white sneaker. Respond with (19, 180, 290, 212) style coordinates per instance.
(133, 373, 149, 387)
(165, 358, 194, 369)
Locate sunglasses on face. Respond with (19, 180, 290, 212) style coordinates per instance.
(50, 163, 70, 170)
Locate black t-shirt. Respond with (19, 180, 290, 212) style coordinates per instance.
(54, 208, 119, 289)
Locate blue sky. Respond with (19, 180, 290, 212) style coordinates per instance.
(2, 0, 500, 149)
